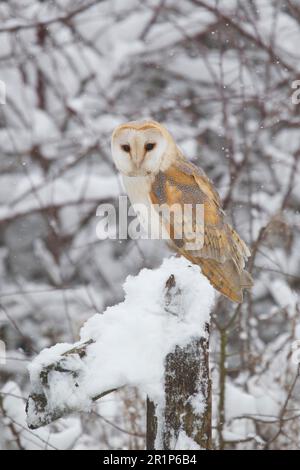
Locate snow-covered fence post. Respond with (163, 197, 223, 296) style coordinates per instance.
(146, 274, 212, 450)
(26, 258, 214, 449)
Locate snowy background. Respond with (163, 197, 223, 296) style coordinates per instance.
(0, 0, 300, 450)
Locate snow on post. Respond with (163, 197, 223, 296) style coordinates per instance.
(26, 257, 214, 449)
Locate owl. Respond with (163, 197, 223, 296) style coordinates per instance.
(111, 120, 253, 303)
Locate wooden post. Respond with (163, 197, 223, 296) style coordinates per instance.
(26, 263, 213, 448)
(146, 276, 211, 450)
(146, 397, 158, 450)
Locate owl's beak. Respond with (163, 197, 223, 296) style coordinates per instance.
(131, 138, 145, 170)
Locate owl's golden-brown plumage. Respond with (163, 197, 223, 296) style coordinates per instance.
(111, 120, 253, 303)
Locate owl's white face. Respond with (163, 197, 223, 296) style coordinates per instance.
(111, 125, 169, 177)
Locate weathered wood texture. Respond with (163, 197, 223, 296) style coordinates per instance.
(147, 329, 211, 450)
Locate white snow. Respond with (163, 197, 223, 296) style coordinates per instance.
(27, 257, 214, 425)
(268, 279, 298, 314)
(175, 430, 202, 450)
(1, 382, 82, 450)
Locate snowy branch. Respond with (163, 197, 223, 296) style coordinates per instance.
(0, 1, 101, 34)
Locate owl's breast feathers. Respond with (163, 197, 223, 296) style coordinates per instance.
(149, 159, 253, 303)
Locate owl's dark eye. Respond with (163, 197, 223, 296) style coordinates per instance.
(145, 143, 156, 152)
(121, 144, 131, 153)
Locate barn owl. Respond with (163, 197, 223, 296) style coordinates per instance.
(111, 120, 253, 303)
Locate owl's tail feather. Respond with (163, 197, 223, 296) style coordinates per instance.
(192, 257, 253, 303)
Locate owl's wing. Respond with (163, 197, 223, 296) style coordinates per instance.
(149, 159, 252, 302)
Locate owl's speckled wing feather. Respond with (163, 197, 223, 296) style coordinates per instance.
(149, 158, 253, 303)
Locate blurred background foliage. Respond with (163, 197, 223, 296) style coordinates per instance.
(0, 0, 300, 449)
